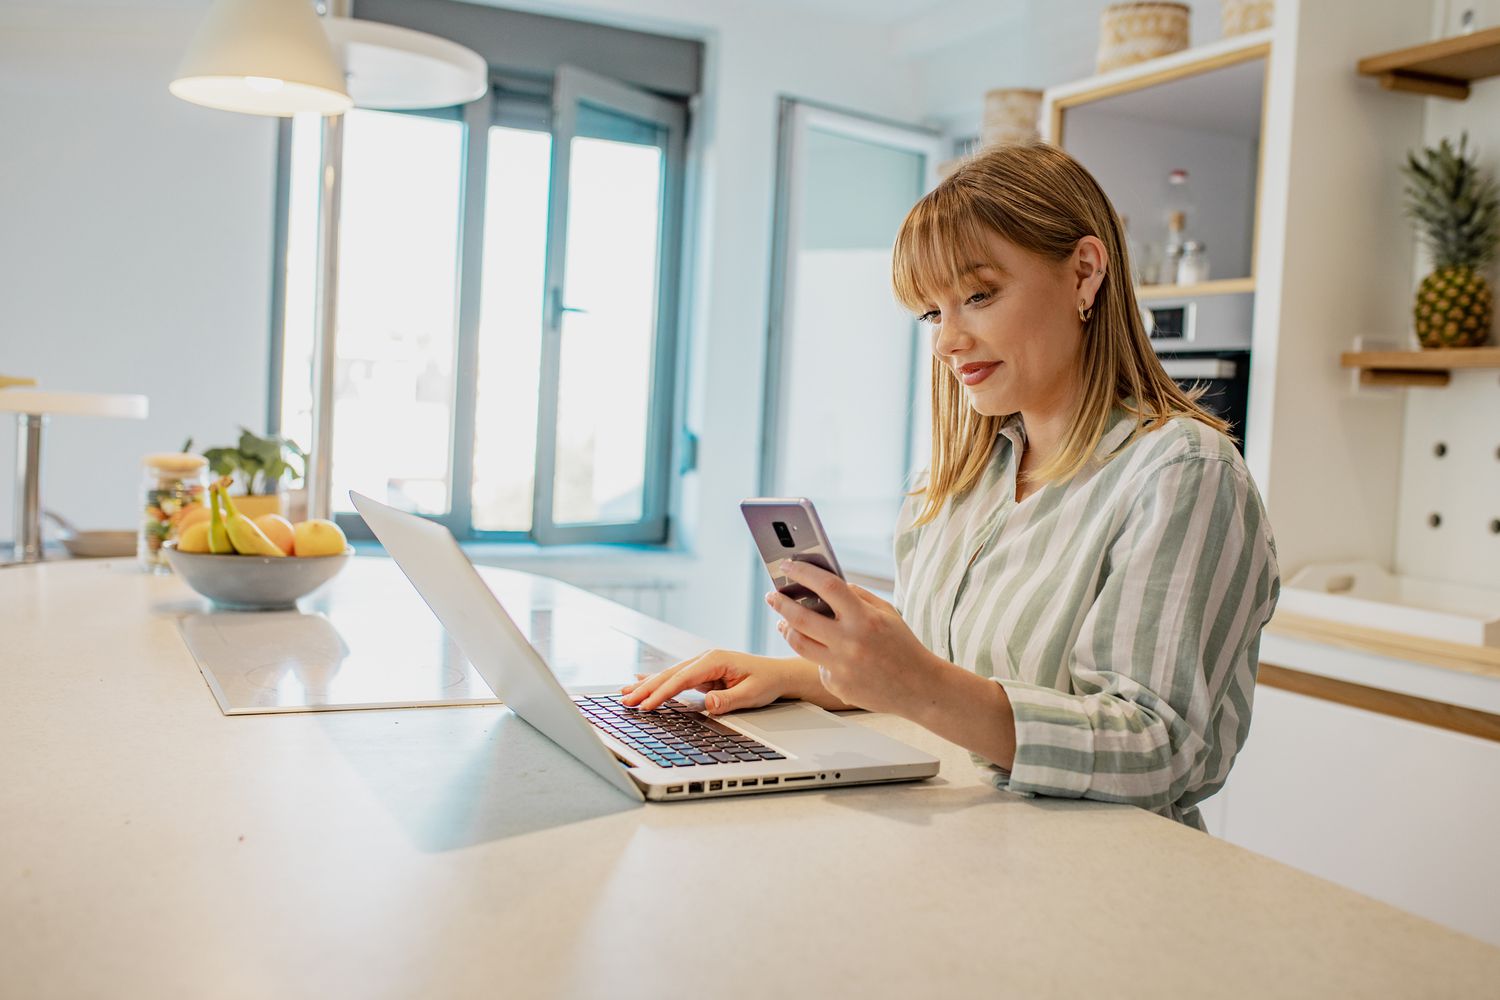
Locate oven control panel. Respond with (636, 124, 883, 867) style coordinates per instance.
(1140, 290, 1252, 353)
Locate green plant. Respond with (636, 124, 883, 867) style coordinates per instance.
(185, 428, 306, 496)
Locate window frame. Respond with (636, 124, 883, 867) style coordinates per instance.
(532, 64, 686, 545)
(268, 72, 688, 546)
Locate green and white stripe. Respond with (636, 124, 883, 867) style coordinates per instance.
(893, 405, 1281, 829)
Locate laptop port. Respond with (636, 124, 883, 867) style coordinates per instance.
(708, 780, 722, 791)
(741, 779, 758, 787)
(667, 785, 683, 794)
(726, 781, 738, 788)
(689, 781, 704, 793)
(783, 775, 814, 783)
(762, 777, 779, 786)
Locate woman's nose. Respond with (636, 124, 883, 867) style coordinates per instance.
(932, 315, 972, 359)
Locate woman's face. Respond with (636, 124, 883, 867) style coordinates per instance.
(917, 230, 1099, 419)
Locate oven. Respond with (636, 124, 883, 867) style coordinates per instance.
(1142, 292, 1253, 452)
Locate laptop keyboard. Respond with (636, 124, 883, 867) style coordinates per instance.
(576, 695, 787, 768)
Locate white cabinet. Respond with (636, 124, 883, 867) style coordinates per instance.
(1216, 683, 1500, 947)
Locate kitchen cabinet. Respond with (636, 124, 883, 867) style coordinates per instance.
(1215, 681, 1500, 948)
(1046, 35, 1268, 294)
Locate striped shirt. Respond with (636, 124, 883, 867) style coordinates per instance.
(892, 403, 1280, 829)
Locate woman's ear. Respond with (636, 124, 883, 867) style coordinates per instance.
(1073, 236, 1109, 305)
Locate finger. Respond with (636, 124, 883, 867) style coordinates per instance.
(620, 654, 704, 704)
(781, 624, 829, 664)
(779, 559, 861, 619)
(848, 584, 898, 615)
(766, 589, 838, 645)
(704, 674, 776, 715)
(634, 656, 734, 712)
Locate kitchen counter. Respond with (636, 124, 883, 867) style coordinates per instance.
(4, 557, 1499, 998)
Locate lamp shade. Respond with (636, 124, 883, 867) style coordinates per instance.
(170, 0, 353, 116)
(324, 17, 487, 110)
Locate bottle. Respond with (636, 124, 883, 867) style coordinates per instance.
(1177, 240, 1210, 285)
(1162, 168, 1194, 284)
(1163, 210, 1187, 286)
(139, 452, 209, 572)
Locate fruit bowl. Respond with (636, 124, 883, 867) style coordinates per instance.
(163, 544, 353, 610)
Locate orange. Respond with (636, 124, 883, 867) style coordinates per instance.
(253, 514, 296, 556)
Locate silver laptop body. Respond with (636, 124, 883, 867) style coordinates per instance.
(351, 492, 940, 801)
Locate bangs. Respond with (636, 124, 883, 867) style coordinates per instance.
(891, 184, 1009, 314)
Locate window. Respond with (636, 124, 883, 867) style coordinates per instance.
(272, 66, 687, 544)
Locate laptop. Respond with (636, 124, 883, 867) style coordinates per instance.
(351, 492, 940, 801)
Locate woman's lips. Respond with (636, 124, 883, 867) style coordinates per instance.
(959, 361, 1001, 386)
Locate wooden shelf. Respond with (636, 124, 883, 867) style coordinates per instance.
(1135, 277, 1256, 302)
(1357, 26, 1500, 100)
(1339, 346, 1500, 387)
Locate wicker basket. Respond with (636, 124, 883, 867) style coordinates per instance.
(1221, 0, 1273, 36)
(980, 88, 1043, 148)
(1097, 2, 1190, 74)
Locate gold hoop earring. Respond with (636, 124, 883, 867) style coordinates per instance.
(1078, 300, 1093, 323)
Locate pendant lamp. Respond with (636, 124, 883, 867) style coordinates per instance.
(169, 0, 353, 116)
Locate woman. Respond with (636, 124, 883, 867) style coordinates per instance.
(623, 142, 1280, 829)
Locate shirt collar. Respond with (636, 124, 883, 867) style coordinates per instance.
(1094, 404, 1140, 460)
(997, 402, 1141, 462)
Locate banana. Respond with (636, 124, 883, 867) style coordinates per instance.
(0, 375, 37, 390)
(208, 484, 233, 554)
(220, 488, 286, 557)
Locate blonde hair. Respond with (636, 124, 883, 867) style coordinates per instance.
(892, 142, 1231, 527)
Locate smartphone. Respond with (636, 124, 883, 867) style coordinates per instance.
(740, 497, 845, 618)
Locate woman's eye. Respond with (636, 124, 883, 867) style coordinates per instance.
(917, 310, 938, 324)
(967, 290, 990, 305)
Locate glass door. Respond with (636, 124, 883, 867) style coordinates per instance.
(755, 100, 943, 653)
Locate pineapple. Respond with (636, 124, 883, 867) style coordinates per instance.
(1402, 132, 1500, 348)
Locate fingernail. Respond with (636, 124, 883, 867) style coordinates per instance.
(777, 559, 792, 575)
(706, 693, 720, 712)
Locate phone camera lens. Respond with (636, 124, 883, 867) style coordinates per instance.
(772, 521, 795, 548)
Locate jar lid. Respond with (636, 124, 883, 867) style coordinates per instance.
(143, 452, 208, 473)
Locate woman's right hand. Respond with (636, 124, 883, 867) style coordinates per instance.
(620, 650, 813, 715)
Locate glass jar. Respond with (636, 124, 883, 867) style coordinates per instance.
(1176, 240, 1210, 285)
(139, 452, 209, 572)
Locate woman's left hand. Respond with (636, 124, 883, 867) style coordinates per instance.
(766, 560, 940, 716)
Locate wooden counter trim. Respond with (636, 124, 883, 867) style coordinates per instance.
(1258, 662, 1500, 744)
(1266, 611, 1500, 681)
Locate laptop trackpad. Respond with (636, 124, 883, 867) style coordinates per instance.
(736, 707, 845, 732)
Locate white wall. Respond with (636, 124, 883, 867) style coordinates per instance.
(0, 2, 276, 536)
(906, 0, 1227, 138)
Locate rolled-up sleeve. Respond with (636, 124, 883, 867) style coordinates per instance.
(994, 454, 1280, 816)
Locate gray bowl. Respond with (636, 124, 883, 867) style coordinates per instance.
(164, 544, 352, 610)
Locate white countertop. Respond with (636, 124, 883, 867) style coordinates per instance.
(3, 557, 1498, 998)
